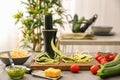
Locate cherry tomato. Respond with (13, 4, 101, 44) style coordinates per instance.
(97, 56, 103, 62)
(109, 55, 115, 61)
(113, 53, 117, 57)
(90, 65, 99, 74)
(104, 53, 110, 59)
(70, 64, 80, 73)
(95, 52, 101, 60)
(100, 58, 108, 64)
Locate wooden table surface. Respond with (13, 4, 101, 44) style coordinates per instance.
(0, 55, 120, 80)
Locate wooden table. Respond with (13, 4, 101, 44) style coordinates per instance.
(0, 55, 120, 80)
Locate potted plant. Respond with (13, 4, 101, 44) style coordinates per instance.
(13, 0, 67, 52)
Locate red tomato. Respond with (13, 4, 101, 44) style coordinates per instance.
(70, 64, 80, 73)
(100, 58, 108, 64)
(90, 65, 99, 74)
(104, 53, 110, 59)
(113, 53, 117, 57)
(109, 55, 115, 61)
(95, 52, 101, 60)
(97, 56, 103, 62)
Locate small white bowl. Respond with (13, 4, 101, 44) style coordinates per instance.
(91, 26, 113, 33)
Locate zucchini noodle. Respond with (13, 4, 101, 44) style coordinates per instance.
(34, 50, 93, 64)
(62, 50, 93, 63)
(34, 52, 59, 64)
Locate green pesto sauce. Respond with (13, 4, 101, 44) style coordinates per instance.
(6, 66, 26, 79)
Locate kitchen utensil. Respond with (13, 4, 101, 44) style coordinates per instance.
(32, 70, 62, 80)
(7, 51, 14, 66)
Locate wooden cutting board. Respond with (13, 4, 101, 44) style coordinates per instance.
(30, 58, 99, 71)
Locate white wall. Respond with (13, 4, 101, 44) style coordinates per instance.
(0, 0, 20, 51)
(74, 0, 120, 33)
(62, 0, 120, 33)
(61, 0, 120, 53)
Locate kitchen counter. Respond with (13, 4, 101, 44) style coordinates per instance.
(60, 33, 120, 45)
(0, 55, 120, 80)
(0, 67, 120, 80)
(59, 33, 120, 53)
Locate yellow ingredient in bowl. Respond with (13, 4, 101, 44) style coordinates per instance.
(0, 49, 30, 58)
(44, 68, 61, 78)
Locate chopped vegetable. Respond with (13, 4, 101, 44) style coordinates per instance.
(62, 50, 93, 63)
(34, 51, 59, 64)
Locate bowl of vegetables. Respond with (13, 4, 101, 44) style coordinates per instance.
(5, 65, 26, 79)
(0, 49, 31, 65)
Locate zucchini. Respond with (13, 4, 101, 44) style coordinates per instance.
(104, 54, 120, 67)
(72, 14, 79, 32)
(73, 14, 78, 22)
(78, 17, 85, 24)
(72, 23, 80, 32)
(62, 56, 75, 63)
(97, 63, 120, 78)
(72, 14, 86, 33)
(72, 15, 85, 33)
(51, 38, 62, 58)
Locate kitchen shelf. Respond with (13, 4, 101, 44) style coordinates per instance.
(59, 33, 120, 53)
(60, 33, 120, 45)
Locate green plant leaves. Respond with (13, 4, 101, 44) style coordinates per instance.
(13, 0, 67, 51)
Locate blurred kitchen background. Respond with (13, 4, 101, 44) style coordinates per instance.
(0, 0, 120, 53)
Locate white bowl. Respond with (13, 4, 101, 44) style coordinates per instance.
(91, 26, 113, 33)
